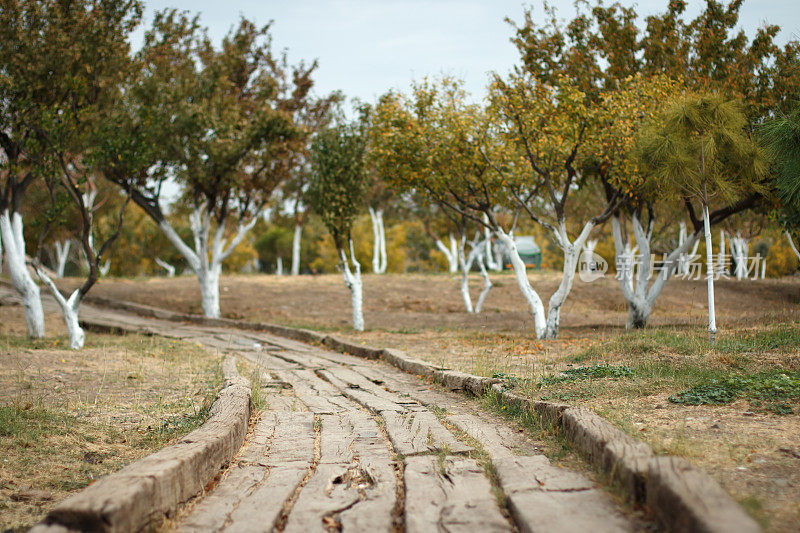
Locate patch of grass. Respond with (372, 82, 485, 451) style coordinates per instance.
(135, 391, 217, 448)
(573, 323, 800, 363)
(248, 367, 268, 412)
(669, 370, 800, 414)
(0, 331, 223, 531)
(0, 401, 73, 443)
(539, 363, 634, 385)
(714, 324, 800, 354)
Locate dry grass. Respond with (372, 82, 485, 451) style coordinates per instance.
(0, 307, 222, 532)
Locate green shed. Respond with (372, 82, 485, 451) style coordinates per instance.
(502, 236, 542, 269)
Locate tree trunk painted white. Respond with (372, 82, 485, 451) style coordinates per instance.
(154, 257, 176, 277)
(457, 236, 474, 313)
(198, 265, 221, 319)
(99, 260, 111, 277)
(703, 205, 717, 342)
(612, 213, 699, 329)
(474, 251, 492, 313)
(54, 240, 71, 278)
(0, 209, 45, 338)
(369, 207, 388, 274)
(717, 229, 726, 275)
(583, 238, 598, 256)
(494, 240, 504, 270)
(676, 222, 700, 276)
(787, 231, 800, 262)
(339, 241, 364, 331)
(434, 235, 459, 274)
(155, 203, 257, 319)
(369, 207, 381, 274)
(482, 213, 500, 271)
(291, 223, 302, 276)
(761, 256, 767, 279)
(495, 227, 547, 338)
(33, 265, 85, 349)
(730, 232, 750, 280)
(276, 256, 283, 276)
(377, 210, 387, 273)
(79, 190, 98, 273)
(543, 220, 595, 339)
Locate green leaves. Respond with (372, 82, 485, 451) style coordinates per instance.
(635, 93, 767, 205)
(761, 103, 800, 212)
(307, 121, 368, 248)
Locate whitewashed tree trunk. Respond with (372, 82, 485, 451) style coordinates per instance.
(717, 229, 726, 274)
(676, 222, 700, 276)
(0, 209, 45, 338)
(495, 227, 547, 338)
(377, 210, 387, 273)
(79, 190, 98, 273)
(198, 264, 221, 318)
(291, 223, 302, 276)
(339, 241, 364, 331)
(494, 240, 504, 270)
(154, 257, 176, 277)
(54, 240, 71, 278)
(474, 251, 493, 313)
(703, 205, 717, 342)
(787, 231, 800, 263)
(583, 239, 598, 270)
(99, 260, 111, 277)
(155, 203, 257, 319)
(612, 213, 700, 329)
(543, 220, 595, 339)
(482, 213, 500, 271)
(434, 235, 459, 274)
(276, 256, 283, 276)
(33, 266, 85, 349)
(730, 232, 749, 280)
(457, 236, 474, 313)
(761, 256, 767, 279)
(369, 207, 388, 274)
(369, 207, 381, 274)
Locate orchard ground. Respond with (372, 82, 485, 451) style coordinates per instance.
(77, 271, 800, 531)
(0, 303, 223, 531)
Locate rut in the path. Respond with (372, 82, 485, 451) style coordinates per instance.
(32, 294, 642, 533)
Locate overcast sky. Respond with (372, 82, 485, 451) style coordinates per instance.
(130, 1, 800, 103)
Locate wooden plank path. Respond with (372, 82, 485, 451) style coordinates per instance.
(1, 287, 642, 532)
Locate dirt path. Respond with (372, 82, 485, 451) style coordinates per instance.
(3, 287, 645, 532)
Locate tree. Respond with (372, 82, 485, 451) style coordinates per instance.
(0, 0, 142, 339)
(508, 0, 800, 119)
(636, 93, 767, 340)
(307, 117, 369, 331)
(102, 12, 309, 318)
(485, 74, 622, 338)
(371, 81, 499, 315)
(275, 91, 341, 276)
(507, 0, 798, 328)
(364, 172, 392, 275)
(762, 102, 800, 264)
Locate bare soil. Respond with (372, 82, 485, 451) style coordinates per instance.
(76, 271, 800, 333)
(73, 271, 800, 531)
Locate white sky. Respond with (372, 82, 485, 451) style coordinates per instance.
(130, 0, 800, 103)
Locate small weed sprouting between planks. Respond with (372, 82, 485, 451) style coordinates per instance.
(669, 370, 800, 414)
